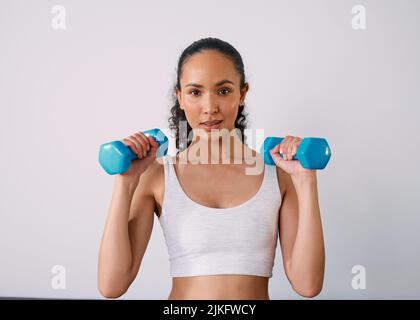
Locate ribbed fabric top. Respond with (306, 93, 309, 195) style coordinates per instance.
(158, 155, 282, 278)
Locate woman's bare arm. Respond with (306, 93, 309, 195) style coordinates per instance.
(97, 161, 159, 298)
(278, 168, 325, 298)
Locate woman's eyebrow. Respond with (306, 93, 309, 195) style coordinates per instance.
(185, 80, 234, 88)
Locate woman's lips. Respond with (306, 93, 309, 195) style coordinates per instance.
(200, 120, 222, 130)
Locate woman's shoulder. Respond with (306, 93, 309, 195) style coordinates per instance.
(138, 157, 166, 198)
(250, 145, 287, 197)
(245, 144, 287, 197)
(275, 165, 289, 198)
(252, 147, 287, 198)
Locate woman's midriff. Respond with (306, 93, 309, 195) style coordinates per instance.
(168, 275, 270, 300)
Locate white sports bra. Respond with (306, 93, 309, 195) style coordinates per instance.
(158, 155, 282, 278)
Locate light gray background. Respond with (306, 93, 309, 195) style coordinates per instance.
(1, 0, 419, 299)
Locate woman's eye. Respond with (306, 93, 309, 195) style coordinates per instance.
(219, 88, 231, 95)
(190, 88, 231, 96)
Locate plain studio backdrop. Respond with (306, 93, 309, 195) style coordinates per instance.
(1, 0, 419, 299)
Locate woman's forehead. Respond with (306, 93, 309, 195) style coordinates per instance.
(181, 53, 239, 86)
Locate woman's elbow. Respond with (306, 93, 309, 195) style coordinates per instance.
(98, 284, 128, 299)
(97, 269, 133, 299)
(98, 274, 130, 299)
(293, 283, 323, 298)
(296, 287, 322, 298)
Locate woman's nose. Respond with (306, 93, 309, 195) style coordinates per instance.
(204, 107, 218, 114)
(202, 100, 219, 114)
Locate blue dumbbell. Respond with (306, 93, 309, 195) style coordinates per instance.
(260, 137, 331, 169)
(99, 128, 169, 175)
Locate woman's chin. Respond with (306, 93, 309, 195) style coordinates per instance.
(202, 130, 222, 141)
(194, 126, 223, 140)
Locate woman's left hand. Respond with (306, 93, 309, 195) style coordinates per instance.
(269, 135, 315, 177)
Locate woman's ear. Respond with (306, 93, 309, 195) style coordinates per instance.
(239, 83, 249, 106)
(176, 89, 183, 110)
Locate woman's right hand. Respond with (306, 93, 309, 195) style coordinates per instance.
(118, 132, 160, 181)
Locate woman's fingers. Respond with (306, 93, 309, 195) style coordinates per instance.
(290, 137, 300, 160)
(285, 137, 291, 160)
(291, 143, 297, 159)
(269, 143, 283, 166)
(123, 136, 142, 158)
(279, 136, 301, 160)
(147, 136, 159, 152)
(133, 132, 150, 157)
(280, 136, 291, 160)
(122, 132, 159, 160)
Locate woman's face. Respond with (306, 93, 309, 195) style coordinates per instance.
(176, 50, 248, 136)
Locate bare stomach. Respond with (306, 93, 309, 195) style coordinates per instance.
(168, 275, 270, 300)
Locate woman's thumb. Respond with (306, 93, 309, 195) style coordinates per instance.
(269, 143, 284, 166)
(148, 136, 160, 153)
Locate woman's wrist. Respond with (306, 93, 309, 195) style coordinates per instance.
(114, 174, 141, 194)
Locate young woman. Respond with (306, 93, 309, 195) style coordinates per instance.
(98, 37, 325, 300)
